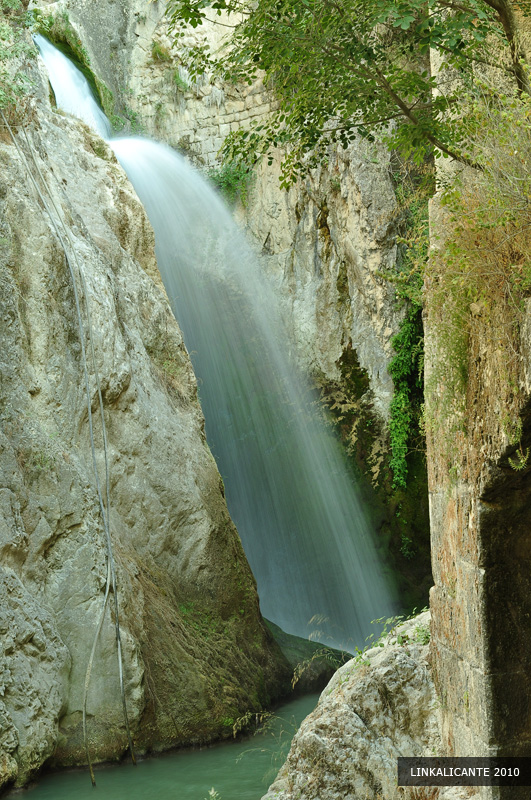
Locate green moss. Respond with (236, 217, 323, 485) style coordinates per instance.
(89, 138, 108, 160)
(129, 553, 291, 752)
(0, 1, 33, 114)
(33, 10, 116, 119)
(109, 105, 143, 135)
(178, 601, 222, 639)
(336, 260, 349, 309)
(146, 332, 191, 403)
(95, 77, 115, 119)
(33, 10, 89, 67)
(317, 344, 431, 613)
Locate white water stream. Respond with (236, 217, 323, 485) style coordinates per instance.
(35, 35, 397, 648)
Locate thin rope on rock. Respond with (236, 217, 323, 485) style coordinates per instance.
(1, 109, 136, 779)
(21, 125, 136, 768)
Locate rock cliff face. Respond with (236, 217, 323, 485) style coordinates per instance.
(32, 0, 432, 607)
(239, 145, 398, 422)
(261, 612, 476, 800)
(0, 65, 288, 790)
(6, 2, 434, 790)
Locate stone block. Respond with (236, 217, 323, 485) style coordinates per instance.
(225, 99, 245, 113)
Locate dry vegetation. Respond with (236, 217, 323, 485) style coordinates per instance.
(426, 81, 531, 475)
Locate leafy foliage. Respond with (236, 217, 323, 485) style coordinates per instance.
(166, 0, 530, 185)
(207, 159, 254, 206)
(386, 164, 432, 488)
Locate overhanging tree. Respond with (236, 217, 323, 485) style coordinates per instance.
(167, 0, 530, 183)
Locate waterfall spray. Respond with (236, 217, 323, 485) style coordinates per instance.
(35, 35, 398, 653)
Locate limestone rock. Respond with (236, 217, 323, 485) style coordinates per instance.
(0, 568, 70, 787)
(241, 146, 398, 420)
(262, 612, 477, 800)
(0, 71, 288, 789)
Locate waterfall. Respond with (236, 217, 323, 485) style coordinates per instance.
(33, 35, 111, 140)
(35, 36, 398, 649)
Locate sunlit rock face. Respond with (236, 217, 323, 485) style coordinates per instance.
(240, 145, 398, 422)
(0, 70, 288, 788)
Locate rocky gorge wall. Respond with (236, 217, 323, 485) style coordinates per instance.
(0, 58, 289, 790)
(31, 0, 431, 604)
(32, 0, 399, 421)
(1, 0, 437, 790)
(58, 5, 531, 799)
(124, 3, 431, 598)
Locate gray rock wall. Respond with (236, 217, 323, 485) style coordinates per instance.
(239, 145, 398, 420)
(0, 67, 288, 789)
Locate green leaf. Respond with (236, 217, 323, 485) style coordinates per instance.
(166, 0, 526, 182)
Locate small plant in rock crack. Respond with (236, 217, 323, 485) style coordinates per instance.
(206, 160, 254, 207)
(353, 607, 430, 666)
(151, 40, 172, 63)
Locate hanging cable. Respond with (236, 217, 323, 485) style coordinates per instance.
(20, 124, 136, 771)
(1, 109, 136, 779)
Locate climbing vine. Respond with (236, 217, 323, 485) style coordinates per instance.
(389, 302, 424, 488)
(387, 164, 432, 488)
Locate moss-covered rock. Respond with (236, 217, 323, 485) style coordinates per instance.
(33, 9, 116, 119)
(317, 343, 431, 613)
(265, 620, 349, 694)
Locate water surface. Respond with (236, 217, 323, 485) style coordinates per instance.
(12, 694, 318, 800)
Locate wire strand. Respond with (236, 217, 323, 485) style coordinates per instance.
(1, 109, 136, 777)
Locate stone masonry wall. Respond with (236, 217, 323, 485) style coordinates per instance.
(426, 182, 531, 800)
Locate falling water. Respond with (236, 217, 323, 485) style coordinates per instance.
(35, 37, 397, 648)
(34, 35, 111, 139)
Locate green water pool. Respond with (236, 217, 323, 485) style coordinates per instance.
(9, 694, 318, 800)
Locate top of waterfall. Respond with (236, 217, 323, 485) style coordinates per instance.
(34, 34, 112, 141)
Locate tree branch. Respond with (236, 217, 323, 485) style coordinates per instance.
(480, 0, 531, 94)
